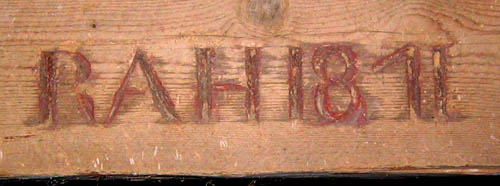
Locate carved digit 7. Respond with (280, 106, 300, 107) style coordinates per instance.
(311, 44, 367, 126)
(372, 44, 422, 120)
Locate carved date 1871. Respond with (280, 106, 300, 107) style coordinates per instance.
(36, 43, 460, 127)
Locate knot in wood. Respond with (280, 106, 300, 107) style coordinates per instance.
(246, 0, 287, 26)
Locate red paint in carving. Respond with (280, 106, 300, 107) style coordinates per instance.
(105, 55, 139, 125)
(56, 50, 92, 84)
(288, 47, 304, 119)
(123, 88, 146, 96)
(212, 83, 247, 91)
(311, 44, 367, 126)
(77, 92, 96, 125)
(48, 54, 59, 126)
(105, 49, 180, 126)
(61, 50, 95, 125)
(195, 48, 251, 122)
(195, 48, 215, 122)
(245, 48, 261, 121)
(138, 51, 181, 122)
(432, 44, 462, 121)
(38, 50, 95, 127)
(39, 51, 56, 124)
(210, 82, 248, 110)
(372, 43, 422, 119)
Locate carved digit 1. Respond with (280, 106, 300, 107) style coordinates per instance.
(288, 47, 304, 119)
(105, 49, 180, 125)
(195, 48, 215, 122)
(39, 50, 95, 127)
(372, 44, 422, 120)
(312, 44, 367, 126)
(245, 48, 261, 121)
(432, 45, 460, 121)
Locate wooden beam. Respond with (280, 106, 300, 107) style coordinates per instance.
(0, 0, 498, 176)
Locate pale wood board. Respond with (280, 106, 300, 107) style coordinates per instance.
(0, 0, 498, 176)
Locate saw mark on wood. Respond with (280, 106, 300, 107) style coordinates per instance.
(3, 135, 35, 141)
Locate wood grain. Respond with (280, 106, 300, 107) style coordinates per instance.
(0, 0, 499, 176)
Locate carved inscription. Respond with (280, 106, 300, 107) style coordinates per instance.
(245, 48, 261, 121)
(39, 51, 55, 125)
(288, 47, 304, 119)
(195, 48, 253, 123)
(373, 43, 460, 121)
(36, 43, 461, 127)
(39, 50, 95, 127)
(372, 44, 422, 120)
(195, 48, 215, 122)
(432, 45, 461, 121)
(105, 49, 180, 125)
(311, 44, 367, 126)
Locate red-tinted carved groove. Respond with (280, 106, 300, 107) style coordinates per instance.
(56, 50, 92, 84)
(212, 83, 247, 91)
(210, 82, 248, 113)
(60, 50, 94, 125)
(432, 45, 461, 121)
(39, 50, 95, 126)
(245, 48, 261, 121)
(39, 51, 56, 124)
(372, 43, 422, 119)
(312, 44, 367, 126)
(195, 48, 251, 122)
(105, 54, 140, 125)
(77, 92, 96, 124)
(105, 49, 180, 125)
(48, 53, 59, 126)
(138, 50, 181, 122)
(195, 48, 215, 122)
(288, 47, 304, 119)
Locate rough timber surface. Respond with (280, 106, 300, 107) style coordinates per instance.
(0, 0, 499, 176)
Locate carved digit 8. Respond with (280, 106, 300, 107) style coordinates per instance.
(312, 44, 367, 126)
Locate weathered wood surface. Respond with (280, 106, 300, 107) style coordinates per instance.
(0, 0, 499, 175)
